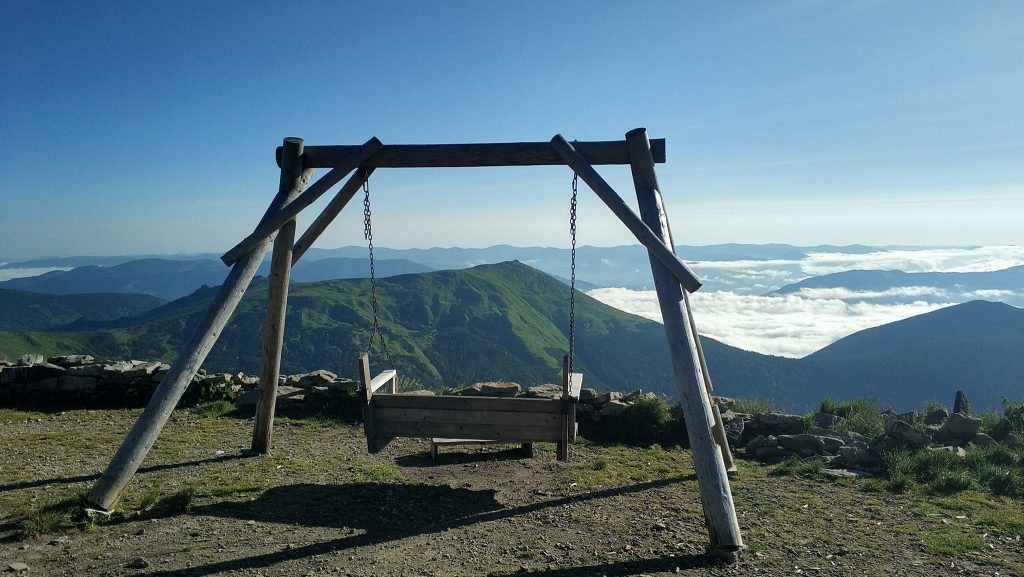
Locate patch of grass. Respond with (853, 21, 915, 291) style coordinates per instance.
(136, 489, 161, 511)
(591, 458, 608, 471)
(820, 397, 886, 437)
(989, 470, 1023, 497)
(992, 397, 1024, 441)
(17, 492, 89, 539)
(927, 471, 975, 494)
(731, 397, 774, 414)
(770, 456, 825, 479)
(188, 399, 237, 418)
(160, 488, 195, 515)
(921, 530, 986, 556)
(350, 460, 405, 484)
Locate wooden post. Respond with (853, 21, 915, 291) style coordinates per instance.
(250, 139, 307, 453)
(87, 138, 314, 512)
(291, 167, 375, 264)
(685, 292, 737, 474)
(359, 354, 376, 452)
(557, 355, 570, 462)
(625, 128, 743, 555)
(221, 137, 384, 266)
(550, 135, 702, 293)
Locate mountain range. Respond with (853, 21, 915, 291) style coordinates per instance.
(0, 261, 1020, 411)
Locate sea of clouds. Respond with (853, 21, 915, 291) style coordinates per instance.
(588, 245, 1024, 358)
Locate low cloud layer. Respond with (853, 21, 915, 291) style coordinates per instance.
(588, 287, 952, 358)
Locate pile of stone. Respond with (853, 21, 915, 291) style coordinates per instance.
(727, 390, 1018, 477)
(445, 381, 658, 419)
(0, 354, 356, 407)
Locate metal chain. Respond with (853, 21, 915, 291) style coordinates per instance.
(362, 176, 392, 364)
(567, 173, 578, 375)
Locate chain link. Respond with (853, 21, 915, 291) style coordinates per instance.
(567, 172, 578, 376)
(362, 175, 392, 364)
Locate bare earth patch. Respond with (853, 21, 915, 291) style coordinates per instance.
(0, 408, 1022, 576)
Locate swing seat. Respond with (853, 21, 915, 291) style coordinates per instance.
(358, 356, 583, 461)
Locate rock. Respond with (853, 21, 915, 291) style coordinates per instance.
(6, 562, 29, 573)
(600, 399, 630, 416)
(17, 354, 43, 366)
(943, 412, 982, 441)
(841, 430, 873, 445)
(27, 363, 66, 381)
(621, 389, 644, 402)
(402, 389, 435, 396)
(286, 370, 336, 388)
(777, 434, 827, 455)
(924, 408, 949, 425)
(884, 420, 929, 448)
(720, 412, 745, 446)
(813, 412, 845, 430)
(478, 382, 521, 397)
(127, 557, 150, 569)
(47, 354, 95, 367)
(29, 378, 61, 392)
(823, 468, 874, 480)
(712, 396, 735, 412)
(837, 445, 879, 468)
(235, 385, 305, 407)
(748, 412, 804, 437)
(59, 375, 98, 392)
(578, 388, 598, 402)
(953, 390, 970, 415)
(931, 426, 955, 447)
(593, 391, 623, 407)
(928, 445, 966, 457)
(200, 373, 233, 386)
(745, 434, 767, 454)
(895, 411, 919, 425)
(102, 361, 160, 384)
(66, 363, 104, 377)
(232, 373, 260, 389)
(454, 384, 484, 396)
(524, 384, 563, 399)
(972, 433, 997, 448)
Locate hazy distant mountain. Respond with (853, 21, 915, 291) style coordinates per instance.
(0, 289, 166, 331)
(2, 263, 1017, 411)
(0, 257, 433, 301)
(803, 301, 1024, 409)
(768, 266, 1024, 306)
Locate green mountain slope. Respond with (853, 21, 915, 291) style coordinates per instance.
(0, 262, 787, 399)
(0, 289, 166, 331)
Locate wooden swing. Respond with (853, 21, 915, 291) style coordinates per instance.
(87, 130, 743, 556)
(355, 172, 584, 461)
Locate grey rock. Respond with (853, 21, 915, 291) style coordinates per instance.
(287, 370, 336, 388)
(943, 412, 982, 441)
(924, 408, 949, 425)
(235, 385, 305, 407)
(777, 434, 826, 455)
(842, 430, 873, 445)
(594, 391, 623, 406)
(524, 384, 563, 399)
(600, 399, 630, 416)
(47, 354, 95, 367)
(972, 433, 997, 448)
(884, 420, 929, 448)
(66, 363, 104, 377)
(478, 382, 522, 397)
(59, 375, 98, 392)
(837, 445, 879, 467)
(28, 363, 66, 380)
(7, 562, 29, 573)
(813, 412, 845, 430)
(748, 412, 804, 437)
(454, 384, 484, 396)
(17, 354, 44, 366)
(896, 411, 919, 425)
(720, 411, 745, 446)
(103, 361, 160, 384)
(931, 426, 955, 447)
(823, 468, 875, 480)
(326, 378, 358, 392)
(622, 389, 644, 402)
(745, 434, 767, 454)
(578, 388, 598, 402)
(953, 390, 970, 415)
(712, 396, 735, 412)
(127, 557, 150, 569)
(402, 389, 435, 396)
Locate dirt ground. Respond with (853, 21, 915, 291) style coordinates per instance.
(1, 408, 1021, 576)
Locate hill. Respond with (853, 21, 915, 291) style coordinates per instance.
(801, 300, 1024, 409)
(0, 289, 166, 331)
(769, 266, 1024, 305)
(0, 262, 789, 399)
(0, 257, 433, 301)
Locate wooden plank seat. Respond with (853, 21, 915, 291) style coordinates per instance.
(358, 354, 583, 461)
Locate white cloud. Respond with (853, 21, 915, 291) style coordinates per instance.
(793, 286, 952, 300)
(800, 246, 1024, 276)
(587, 287, 952, 358)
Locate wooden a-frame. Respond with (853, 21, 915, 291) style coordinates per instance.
(86, 128, 743, 555)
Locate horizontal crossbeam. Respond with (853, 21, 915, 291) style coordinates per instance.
(277, 139, 665, 168)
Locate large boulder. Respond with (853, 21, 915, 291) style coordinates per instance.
(17, 354, 44, 366)
(524, 384, 563, 399)
(47, 355, 95, 368)
(953, 390, 970, 415)
(924, 408, 949, 425)
(599, 399, 630, 417)
(712, 396, 735, 412)
(478, 382, 522, 397)
(777, 434, 827, 455)
(942, 412, 982, 441)
(720, 412, 745, 446)
(884, 420, 929, 448)
(102, 361, 160, 385)
(748, 412, 804, 437)
(813, 412, 845, 430)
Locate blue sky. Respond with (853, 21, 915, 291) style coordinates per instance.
(2, 1, 1022, 259)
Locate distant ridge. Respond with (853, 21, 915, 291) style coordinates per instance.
(0, 288, 166, 331)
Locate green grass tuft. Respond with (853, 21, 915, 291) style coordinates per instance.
(921, 531, 986, 556)
(731, 398, 774, 414)
(770, 456, 825, 479)
(17, 492, 89, 539)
